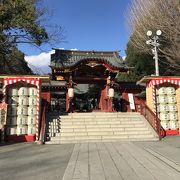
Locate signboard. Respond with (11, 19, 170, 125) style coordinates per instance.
(128, 93, 135, 110)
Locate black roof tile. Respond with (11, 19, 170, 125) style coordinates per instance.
(50, 49, 128, 70)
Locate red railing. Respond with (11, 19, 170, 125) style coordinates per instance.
(38, 101, 47, 144)
(139, 100, 162, 140)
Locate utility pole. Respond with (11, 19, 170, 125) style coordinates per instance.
(146, 30, 162, 76)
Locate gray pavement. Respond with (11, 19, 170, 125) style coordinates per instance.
(62, 140, 180, 180)
(1, 136, 180, 180)
(0, 143, 74, 180)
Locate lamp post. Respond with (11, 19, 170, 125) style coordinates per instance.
(146, 30, 162, 76)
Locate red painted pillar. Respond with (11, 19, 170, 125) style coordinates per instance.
(106, 77, 114, 112)
(99, 86, 109, 112)
(66, 91, 69, 112)
(107, 97, 114, 112)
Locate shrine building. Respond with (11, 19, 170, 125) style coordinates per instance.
(1, 50, 180, 143)
(49, 49, 131, 113)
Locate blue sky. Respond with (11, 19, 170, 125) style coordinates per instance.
(22, 0, 132, 73)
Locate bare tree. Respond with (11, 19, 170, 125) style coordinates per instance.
(127, 0, 180, 68)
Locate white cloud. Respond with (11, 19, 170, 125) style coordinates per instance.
(25, 50, 55, 74)
(70, 48, 78, 51)
(25, 50, 54, 67)
(25, 48, 78, 74)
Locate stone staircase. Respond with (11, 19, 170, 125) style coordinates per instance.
(45, 112, 159, 144)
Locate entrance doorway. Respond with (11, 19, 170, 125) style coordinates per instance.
(73, 84, 103, 112)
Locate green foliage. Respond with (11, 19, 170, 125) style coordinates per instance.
(0, 0, 48, 45)
(0, 47, 33, 74)
(118, 40, 154, 82)
(0, 0, 48, 74)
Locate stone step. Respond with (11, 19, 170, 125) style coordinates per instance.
(49, 134, 156, 143)
(59, 126, 149, 133)
(45, 112, 158, 144)
(60, 121, 144, 126)
(59, 126, 149, 132)
(60, 124, 147, 129)
(51, 133, 155, 141)
(60, 118, 142, 122)
(60, 114, 141, 117)
(66, 112, 140, 116)
(45, 137, 158, 144)
(60, 114, 141, 119)
(56, 130, 152, 137)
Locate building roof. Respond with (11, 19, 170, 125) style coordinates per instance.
(0, 75, 50, 82)
(50, 49, 128, 71)
(137, 76, 180, 86)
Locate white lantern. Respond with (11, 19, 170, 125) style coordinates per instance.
(18, 96, 28, 106)
(159, 113, 169, 121)
(157, 95, 167, 104)
(108, 88, 114, 98)
(27, 116, 36, 125)
(169, 121, 179, 130)
(18, 87, 28, 96)
(29, 97, 37, 106)
(157, 87, 166, 95)
(160, 121, 169, 130)
(29, 87, 37, 96)
(17, 116, 27, 125)
(68, 88, 74, 98)
(167, 96, 176, 104)
(168, 104, 177, 112)
(168, 112, 178, 121)
(166, 87, 176, 95)
(158, 104, 168, 112)
(17, 126, 27, 135)
(27, 125, 36, 135)
(17, 106, 28, 115)
(28, 106, 37, 115)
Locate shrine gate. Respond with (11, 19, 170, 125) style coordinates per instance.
(50, 49, 129, 112)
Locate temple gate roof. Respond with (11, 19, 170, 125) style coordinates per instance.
(50, 49, 128, 71)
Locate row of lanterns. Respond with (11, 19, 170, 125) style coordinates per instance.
(6, 86, 37, 136)
(156, 86, 179, 130)
(8, 87, 37, 96)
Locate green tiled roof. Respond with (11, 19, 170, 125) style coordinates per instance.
(50, 49, 128, 70)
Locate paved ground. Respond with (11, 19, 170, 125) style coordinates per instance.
(0, 143, 74, 180)
(62, 140, 180, 180)
(1, 136, 180, 180)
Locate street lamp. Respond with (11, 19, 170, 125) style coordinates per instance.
(146, 30, 162, 76)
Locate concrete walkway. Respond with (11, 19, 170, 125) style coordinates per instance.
(1, 136, 180, 180)
(0, 143, 74, 180)
(62, 140, 180, 180)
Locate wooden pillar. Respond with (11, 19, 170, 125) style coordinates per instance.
(106, 76, 114, 112)
(99, 86, 108, 112)
(66, 91, 69, 112)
